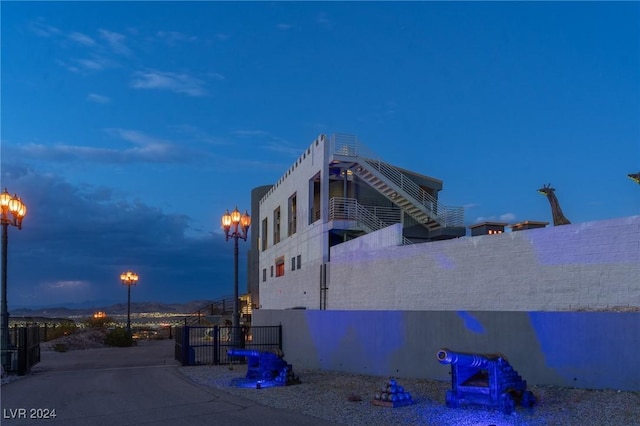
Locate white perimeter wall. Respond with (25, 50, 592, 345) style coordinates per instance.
(325, 215, 640, 311)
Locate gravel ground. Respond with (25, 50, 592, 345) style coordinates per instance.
(179, 365, 640, 426)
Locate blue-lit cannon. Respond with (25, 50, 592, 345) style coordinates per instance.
(436, 348, 536, 414)
(227, 348, 300, 386)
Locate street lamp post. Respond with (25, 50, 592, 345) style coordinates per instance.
(221, 207, 250, 347)
(1, 188, 27, 371)
(120, 271, 139, 335)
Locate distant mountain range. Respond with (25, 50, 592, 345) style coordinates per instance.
(10, 300, 218, 318)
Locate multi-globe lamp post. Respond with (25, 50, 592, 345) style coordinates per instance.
(1, 189, 27, 371)
(120, 271, 139, 335)
(221, 207, 250, 347)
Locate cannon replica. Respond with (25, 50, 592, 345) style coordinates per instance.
(436, 348, 536, 414)
(227, 348, 300, 386)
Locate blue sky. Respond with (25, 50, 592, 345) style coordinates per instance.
(1, 2, 639, 308)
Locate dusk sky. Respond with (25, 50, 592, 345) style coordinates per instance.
(1, 2, 638, 308)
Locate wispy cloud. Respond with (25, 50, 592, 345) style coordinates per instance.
(130, 70, 207, 96)
(316, 12, 333, 30)
(15, 129, 192, 164)
(156, 30, 197, 45)
(232, 130, 269, 137)
(474, 212, 517, 223)
(87, 93, 111, 104)
(27, 19, 61, 37)
(68, 31, 96, 46)
(99, 29, 132, 55)
(231, 130, 301, 157)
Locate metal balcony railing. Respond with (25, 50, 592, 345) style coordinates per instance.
(329, 133, 464, 228)
(329, 197, 412, 245)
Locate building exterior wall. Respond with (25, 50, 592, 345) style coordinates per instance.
(261, 215, 639, 311)
(253, 309, 640, 391)
(248, 185, 273, 309)
(258, 135, 330, 309)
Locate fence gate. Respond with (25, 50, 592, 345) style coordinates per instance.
(3, 326, 41, 375)
(175, 325, 282, 366)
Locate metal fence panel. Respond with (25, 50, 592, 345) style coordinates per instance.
(175, 325, 282, 366)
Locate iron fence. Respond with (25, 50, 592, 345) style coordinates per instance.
(2, 325, 40, 375)
(175, 325, 282, 366)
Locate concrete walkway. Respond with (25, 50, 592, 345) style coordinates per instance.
(0, 339, 336, 425)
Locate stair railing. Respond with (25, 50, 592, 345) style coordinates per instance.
(329, 133, 463, 227)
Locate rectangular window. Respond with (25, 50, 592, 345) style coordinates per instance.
(261, 218, 268, 251)
(309, 172, 321, 224)
(291, 257, 296, 271)
(270, 265, 274, 277)
(262, 268, 266, 282)
(275, 256, 285, 277)
(288, 193, 297, 236)
(273, 207, 281, 244)
(296, 255, 301, 270)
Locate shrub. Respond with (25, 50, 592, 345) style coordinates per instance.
(45, 323, 78, 341)
(105, 327, 134, 347)
(52, 343, 68, 352)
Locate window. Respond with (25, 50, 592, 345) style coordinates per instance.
(273, 207, 281, 244)
(291, 257, 296, 271)
(288, 193, 297, 236)
(261, 218, 268, 251)
(270, 265, 274, 277)
(275, 256, 285, 277)
(309, 172, 321, 224)
(296, 255, 301, 270)
(262, 268, 266, 282)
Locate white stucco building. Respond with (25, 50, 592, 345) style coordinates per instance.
(250, 133, 465, 310)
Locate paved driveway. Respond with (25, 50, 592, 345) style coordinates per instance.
(1, 339, 336, 425)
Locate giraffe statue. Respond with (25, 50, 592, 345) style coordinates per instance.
(537, 184, 571, 226)
(628, 172, 640, 184)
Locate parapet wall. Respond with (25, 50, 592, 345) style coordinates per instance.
(328, 216, 640, 311)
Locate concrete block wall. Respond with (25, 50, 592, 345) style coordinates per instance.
(327, 215, 640, 311)
(253, 309, 640, 391)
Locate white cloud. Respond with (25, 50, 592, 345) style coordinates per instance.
(99, 29, 132, 55)
(27, 19, 61, 37)
(232, 130, 269, 137)
(474, 212, 517, 223)
(17, 129, 191, 164)
(156, 31, 197, 45)
(208, 72, 225, 80)
(499, 213, 516, 222)
(130, 70, 207, 96)
(68, 31, 96, 46)
(48, 280, 89, 289)
(316, 13, 333, 29)
(87, 93, 111, 104)
(76, 58, 106, 70)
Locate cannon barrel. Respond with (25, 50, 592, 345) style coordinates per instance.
(436, 348, 496, 368)
(227, 348, 262, 358)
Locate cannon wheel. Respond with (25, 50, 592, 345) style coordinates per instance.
(521, 390, 536, 407)
(499, 393, 515, 414)
(445, 390, 458, 408)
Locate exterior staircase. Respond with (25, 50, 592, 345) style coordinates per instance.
(329, 133, 464, 232)
(329, 197, 412, 244)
